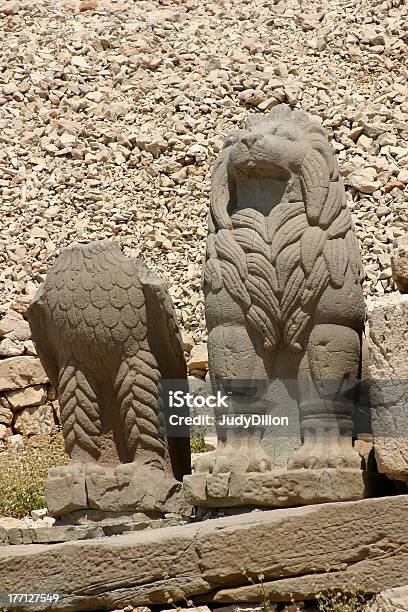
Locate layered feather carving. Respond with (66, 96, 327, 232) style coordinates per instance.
(205, 105, 364, 352)
(28, 240, 186, 466)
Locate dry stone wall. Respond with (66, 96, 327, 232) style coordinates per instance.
(0, 306, 58, 451)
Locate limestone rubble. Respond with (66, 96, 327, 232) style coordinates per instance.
(0, 0, 407, 344)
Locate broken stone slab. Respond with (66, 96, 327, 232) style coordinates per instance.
(0, 516, 188, 545)
(367, 293, 408, 483)
(0, 524, 104, 546)
(183, 468, 380, 508)
(0, 356, 48, 392)
(2, 496, 408, 611)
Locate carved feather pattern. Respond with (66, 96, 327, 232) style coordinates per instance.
(114, 352, 165, 457)
(327, 206, 352, 239)
(323, 238, 347, 288)
(28, 240, 184, 465)
(215, 229, 248, 279)
(58, 364, 101, 458)
(246, 252, 278, 294)
(271, 211, 309, 262)
(219, 260, 252, 309)
(246, 305, 280, 351)
(319, 181, 343, 229)
(231, 209, 269, 242)
(276, 242, 300, 293)
(300, 226, 326, 275)
(233, 227, 271, 256)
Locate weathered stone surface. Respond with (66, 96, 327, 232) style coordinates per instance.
(0, 404, 12, 425)
(27, 240, 190, 516)
(367, 585, 408, 612)
(197, 104, 366, 505)
(0, 309, 24, 336)
(5, 319, 32, 341)
(367, 293, 408, 482)
(45, 465, 88, 516)
(0, 423, 11, 441)
(187, 343, 208, 371)
(184, 468, 378, 507)
(13, 404, 54, 436)
(0, 524, 104, 546)
(0, 1, 20, 15)
(1, 496, 408, 610)
(344, 167, 380, 193)
(5, 384, 47, 409)
(79, 0, 98, 12)
(46, 463, 191, 518)
(0, 337, 25, 356)
(391, 236, 408, 294)
(1, 515, 187, 545)
(0, 356, 48, 391)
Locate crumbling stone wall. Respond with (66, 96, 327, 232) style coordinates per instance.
(0, 307, 60, 451)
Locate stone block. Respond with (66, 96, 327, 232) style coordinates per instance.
(0, 337, 25, 357)
(184, 468, 379, 508)
(6, 384, 47, 409)
(0, 357, 48, 392)
(188, 343, 208, 371)
(391, 235, 408, 293)
(1, 516, 188, 545)
(1, 496, 408, 610)
(0, 309, 24, 337)
(6, 319, 32, 341)
(45, 466, 88, 516)
(367, 293, 408, 482)
(46, 463, 191, 518)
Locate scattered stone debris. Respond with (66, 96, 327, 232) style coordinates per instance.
(0, 0, 406, 347)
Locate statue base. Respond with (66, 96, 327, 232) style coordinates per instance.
(183, 469, 381, 508)
(45, 462, 192, 518)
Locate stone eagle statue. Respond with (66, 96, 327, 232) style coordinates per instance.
(27, 240, 191, 515)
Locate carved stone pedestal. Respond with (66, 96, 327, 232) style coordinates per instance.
(46, 462, 191, 518)
(184, 468, 378, 508)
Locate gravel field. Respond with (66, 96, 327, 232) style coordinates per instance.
(0, 0, 407, 342)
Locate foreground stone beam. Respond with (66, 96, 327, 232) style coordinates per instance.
(1, 496, 408, 611)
